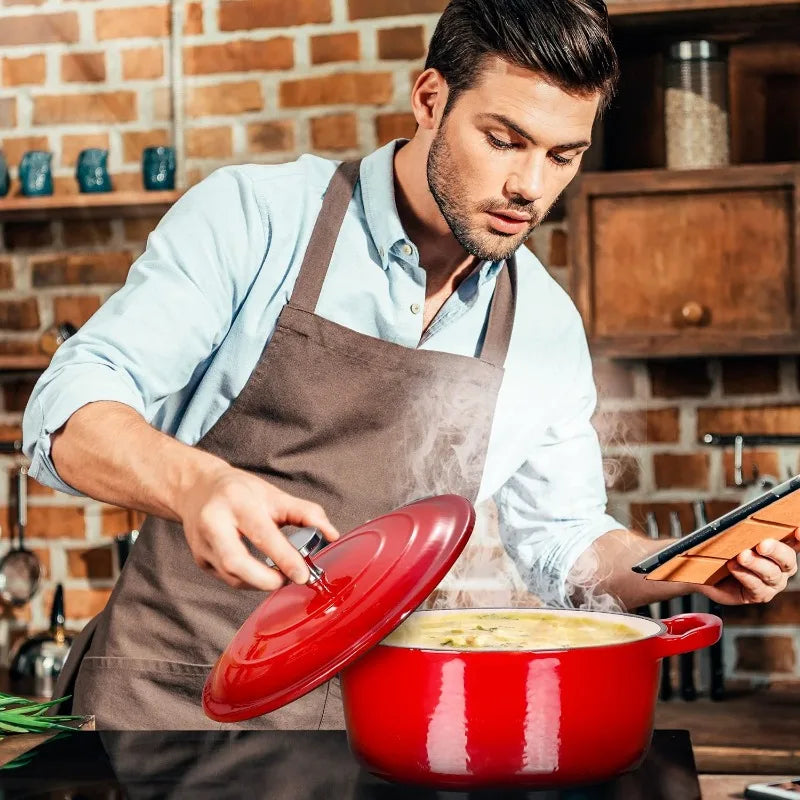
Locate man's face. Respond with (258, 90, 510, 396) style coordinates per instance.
(426, 56, 600, 261)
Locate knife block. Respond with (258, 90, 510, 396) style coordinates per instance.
(646, 491, 800, 585)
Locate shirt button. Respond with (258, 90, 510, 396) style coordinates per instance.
(410, 302, 421, 315)
(402, 243, 413, 256)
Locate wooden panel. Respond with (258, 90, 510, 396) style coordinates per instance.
(570, 164, 800, 357)
(730, 42, 800, 164)
(592, 188, 793, 335)
(687, 518, 797, 558)
(753, 489, 800, 526)
(647, 554, 730, 584)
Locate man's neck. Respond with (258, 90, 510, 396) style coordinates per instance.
(392, 139, 479, 298)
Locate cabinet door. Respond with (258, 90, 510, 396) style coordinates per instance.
(570, 165, 800, 357)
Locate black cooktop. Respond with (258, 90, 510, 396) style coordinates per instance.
(0, 729, 700, 799)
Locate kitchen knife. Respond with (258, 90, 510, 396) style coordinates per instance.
(669, 512, 696, 701)
(646, 512, 673, 702)
(693, 500, 724, 701)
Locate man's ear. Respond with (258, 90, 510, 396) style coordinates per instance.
(410, 68, 449, 132)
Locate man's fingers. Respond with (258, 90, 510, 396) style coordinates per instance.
(273, 494, 340, 543)
(754, 539, 799, 575)
(236, 502, 310, 584)
(736, 549, 785, 588)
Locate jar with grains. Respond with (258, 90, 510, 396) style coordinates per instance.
(665, 40, 730, 169)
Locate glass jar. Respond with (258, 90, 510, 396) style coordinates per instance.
(664, 40, 730, 169)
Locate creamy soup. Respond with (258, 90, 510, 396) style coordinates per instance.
(382, 610, 644, 651)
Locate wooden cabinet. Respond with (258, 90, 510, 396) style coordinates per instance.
(569, 164, 800, 357)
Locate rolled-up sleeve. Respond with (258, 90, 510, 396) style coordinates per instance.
(22, 167, 267, 495)
(494, 321, 625, 606)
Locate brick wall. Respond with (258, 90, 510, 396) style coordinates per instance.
(0, 0, 796, 688)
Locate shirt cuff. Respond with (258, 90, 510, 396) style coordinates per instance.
(23, 364, 146, 497)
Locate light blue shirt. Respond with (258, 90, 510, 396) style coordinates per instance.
(22, 139, 623, 604)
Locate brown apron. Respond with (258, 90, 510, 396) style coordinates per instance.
(52, 160, 517, 729)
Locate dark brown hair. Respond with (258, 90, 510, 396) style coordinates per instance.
(425, 0, 619, 113)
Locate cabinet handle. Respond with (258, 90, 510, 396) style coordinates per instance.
(680, 301, 708, 326)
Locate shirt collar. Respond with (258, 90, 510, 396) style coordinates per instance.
(359, 138, 414, 270)
(358, 138, 506, 282)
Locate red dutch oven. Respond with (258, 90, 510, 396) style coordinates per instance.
(340, 608, 720, 789)
(204, 495, 722, 790)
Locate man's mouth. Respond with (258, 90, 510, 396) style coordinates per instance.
(485, 210, 533, 235)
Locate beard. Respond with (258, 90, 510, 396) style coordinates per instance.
(426, 126, 544, 262)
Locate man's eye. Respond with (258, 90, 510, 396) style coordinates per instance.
(486, 133, 515, 150)
(551, 153, 576, 166)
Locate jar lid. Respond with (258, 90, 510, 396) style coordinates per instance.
(669, 40, 721, 61)
(202, 494, 475, 723)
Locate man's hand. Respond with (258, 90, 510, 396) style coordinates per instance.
(176, 465, 339, 591)
(699, 531, 800, 605)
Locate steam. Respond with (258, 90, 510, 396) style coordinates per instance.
(398, 377, 627, 614)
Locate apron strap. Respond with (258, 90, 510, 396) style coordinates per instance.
(479, 255, 517, 368)
(290, 160, 362, 313)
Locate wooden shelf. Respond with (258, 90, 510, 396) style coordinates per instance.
(0, 190, 182, 223)
(0, 356, 51, 372)
(608, 0, 799, 16)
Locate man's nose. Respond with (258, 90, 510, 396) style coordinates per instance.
(505, 154, 546, 203)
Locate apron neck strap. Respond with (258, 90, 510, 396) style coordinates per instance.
(289, 160, 362, 313)
(479, 255, 517, 368)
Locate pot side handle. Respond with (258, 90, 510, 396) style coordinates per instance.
(654, 613, 722, 658)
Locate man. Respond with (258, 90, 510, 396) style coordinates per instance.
(24, 0, 798, 729)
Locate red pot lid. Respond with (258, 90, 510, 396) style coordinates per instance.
(203, 494, 475, 722)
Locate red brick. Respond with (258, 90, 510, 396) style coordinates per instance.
(184, 1, 203, 34)
(705, 499, 740, 521)
(0, 258, 12, 290)
(721, 357, 780, 395)
(33, 92, 137, 125)
(377, 25, 425, 60)
(95, 5, 169, 39)
(121, 129, 169, 164)
(26, 470, 55, 496)
(123, 216, 161, 242)
(62, 219, 113, 247)
(723, 449, 781, 488)
(219, 0, 331, 30)
(245, 120, 294, 152)
(122, 46, 164, 81)
(310, 113, 358, 151)
(375, 111, 416, 145)
(593, 408, 680, 445)
(27, 506, 85, 539)
(0, 340, 41, 357)
(113, 172, 144, 192)
(2, 54, 45, 86)
(603, 455, 639, 493)
(3, 222, 53, 250)
(649, 359, 711, 398)
(61, 133, 110, 167)
(653, 452, 709, 489)
(184, 37, 293, 75)
(310, 32, 359, 64)
(1, 378, 36, 413)
(280, 72, 392, 107)
(0, 12, 78, 46)
(101, 505, 132, 536)
(736, 635, 796, 673)
(187, 81, 263, 117)
(53, 295, 101, 328)
(725, 591, 800, 626)
(0, 425, 22, 442)
(0, 298, 39, 331)
(67, 546, 114, 579)
(0, 136, 49, 167)
(60, 587, 112, 619)
(31, 252, 132, 287)
(697, 405, 800, 436)
(61, 52, 105, 83)
(3, 0, 46, 6)
(348, 0, 446, 19)
(0, 98, 16, 127)
(186, 126, 233, 159)
(549, 228, 568, 268)
(593, 358, 636, 399)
